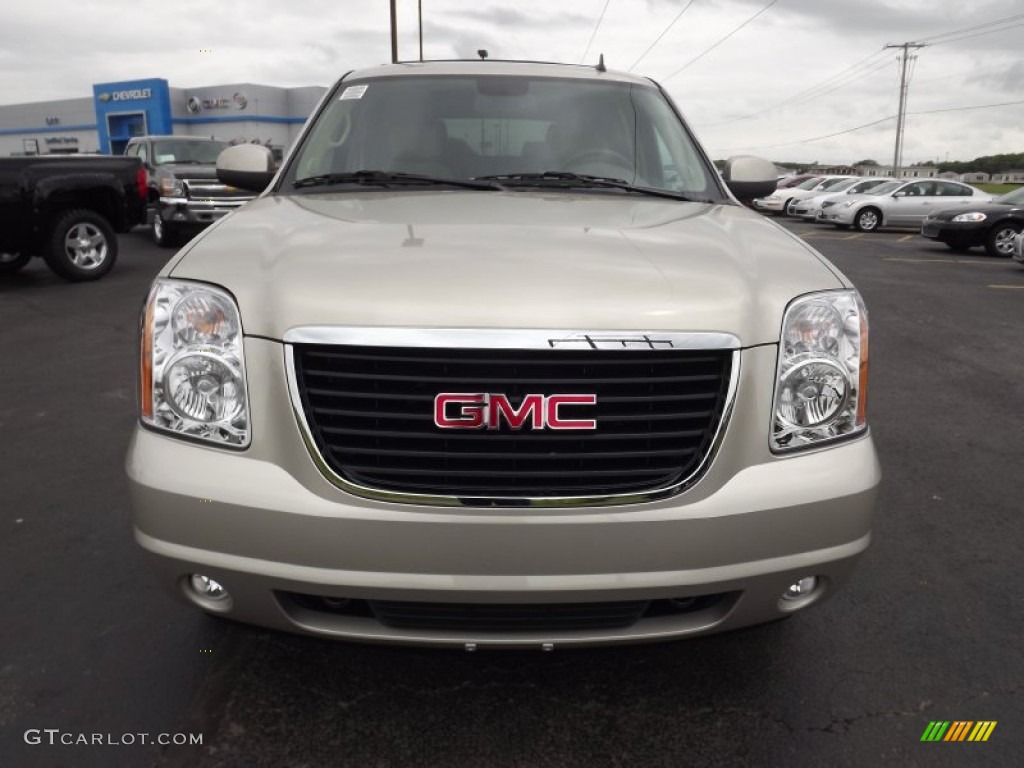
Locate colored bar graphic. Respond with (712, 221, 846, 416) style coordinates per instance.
(944, 721, 971, 741)
(921, 721, 996, 742)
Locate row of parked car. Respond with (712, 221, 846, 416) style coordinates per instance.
(754, 174, 1024, 259)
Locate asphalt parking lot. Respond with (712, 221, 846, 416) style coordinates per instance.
(2, 218, 1022, 768)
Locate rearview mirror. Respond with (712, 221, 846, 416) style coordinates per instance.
(217, 144, 275, 192)
(721, 155, 777, 200)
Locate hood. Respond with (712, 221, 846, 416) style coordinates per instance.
(168, 191, 846, 346)
(929, 201, 1022, 220)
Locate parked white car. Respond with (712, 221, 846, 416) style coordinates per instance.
(790, 178, 890, 220)
(754, 176, 852, 216)
(821, 180, 992, 231)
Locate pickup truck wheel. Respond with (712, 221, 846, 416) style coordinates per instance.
(43, 209, 117, 282)
(0, 251, 32, 275)
(153, 214, 179, 248)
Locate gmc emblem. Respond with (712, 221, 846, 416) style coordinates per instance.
(434, 393, 597, 430)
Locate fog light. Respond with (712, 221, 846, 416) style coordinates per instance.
(190, 574, 228, 601)
(783, 576, 818, 600)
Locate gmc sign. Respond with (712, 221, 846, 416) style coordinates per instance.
(434, 393, 597, 430)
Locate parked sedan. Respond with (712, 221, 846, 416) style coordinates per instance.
(822, 180, 991, 231)
(920, 186, 1024, 257)
(754, 176, 851, 216)
(790, 178, 889, 220)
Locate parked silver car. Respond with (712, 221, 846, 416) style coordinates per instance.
(790, 178, 890, 220)
(754, 176, 852, 216)
(127, 60, 880, 649)
(822, 179, 992, 231)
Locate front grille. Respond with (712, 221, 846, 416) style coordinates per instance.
(292, 344, 733, 500)
(183, 180, 250, 202)
(280, 592, 735, 633)
(372, 600, 648, 631)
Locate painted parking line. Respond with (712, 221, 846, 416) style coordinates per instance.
(884, 257, 1009, 265)
(884, 258, 957, 263)
(988, 284, 1024, 290)
(897, 235, 916, 242)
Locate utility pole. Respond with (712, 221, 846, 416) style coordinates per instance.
(884, 42, 928, 172)
(418, 0, 423, 62)
(390, 0, 398, 63)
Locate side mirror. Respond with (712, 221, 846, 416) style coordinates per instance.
(217, 144, 275, 192)
(721, 155, 777, 200)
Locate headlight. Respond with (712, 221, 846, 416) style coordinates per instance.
(771, 290, 868, 452)
(159, 177, 184, 196)
(951, 212, 986, 222)
(139, 279, 249, 446)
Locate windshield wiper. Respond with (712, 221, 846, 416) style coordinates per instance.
(293, 170, 503, 191)
(474, 172, 707, 202)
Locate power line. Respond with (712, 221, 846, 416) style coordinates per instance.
(928, 19, 1024, 47)
(711, 115, 896, 153)
(910, 98, 1024, 115)
(628, 0, 696, 71)
(917, 12, 1024, 44)
(710, 96, 1024, 153)
(698, 49, 894, 127)
(663, 0, 780, 81)
(910, 58, 1024, 85)
(580, 0, 613, 64)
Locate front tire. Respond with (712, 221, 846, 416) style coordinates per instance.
(854, 207, 881, 232)
(985, 223, 1021, 258)
(153, 214, 179, 248)
(42, 209, 117, 282)
(0, 251, 32, 275)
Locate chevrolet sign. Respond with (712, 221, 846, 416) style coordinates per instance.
(98, 88, 153, 102)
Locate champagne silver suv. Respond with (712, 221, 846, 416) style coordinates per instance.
(127, 61, 880, 649)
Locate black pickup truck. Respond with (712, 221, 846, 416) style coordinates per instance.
(0, 155, 147, 281)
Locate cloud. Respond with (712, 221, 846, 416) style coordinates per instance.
(0, 0, 1020, 163)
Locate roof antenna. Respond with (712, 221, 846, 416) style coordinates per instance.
(477, 49, 489, 60)
(596, 53, 606, 72)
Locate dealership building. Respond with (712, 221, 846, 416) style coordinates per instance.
(0, 77, 327, 156)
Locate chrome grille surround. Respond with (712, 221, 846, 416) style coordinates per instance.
(283, 328, 741, 508)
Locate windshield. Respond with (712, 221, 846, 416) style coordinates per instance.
(795, 177, 823, 190)
(849, 179, 886, 193)
(995, 186, 1024, 205)
(152, 140, 229, 165)
(818, 177, 851, 190)
(284, 75, 722, 199)
(865, 181, 901, 195)
(826, 178, 859, 193)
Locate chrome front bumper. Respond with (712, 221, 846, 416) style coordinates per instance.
(126, 341, 881, 648)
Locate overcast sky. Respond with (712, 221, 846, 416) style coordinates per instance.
(3, 0, 1022, 164)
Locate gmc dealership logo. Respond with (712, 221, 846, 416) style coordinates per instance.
(434, 393, 597, 430)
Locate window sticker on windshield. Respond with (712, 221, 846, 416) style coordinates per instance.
(339, 85, 368, 100)
(155, 154, 175, 163)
